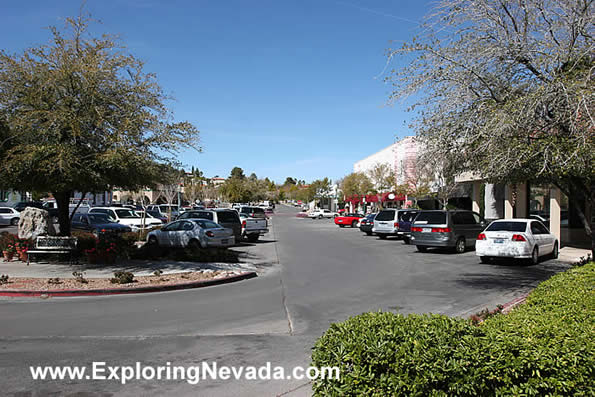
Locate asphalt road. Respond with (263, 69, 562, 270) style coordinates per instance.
(0, 205, 570, 396)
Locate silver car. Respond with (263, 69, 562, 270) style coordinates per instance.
(0, 207, 20, 226)
(147, 219, 235, 249)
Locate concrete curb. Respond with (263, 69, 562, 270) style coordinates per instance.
(0, 271, 257, 298)
(499, 292, 530, 314)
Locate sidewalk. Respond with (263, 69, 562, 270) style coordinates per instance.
(0, 258, 256, 279)
(558, 246, 592, 264)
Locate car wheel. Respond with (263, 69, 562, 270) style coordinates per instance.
(318, 215, 323, 219)
(551, 242, 559, 259)
(455, 237, 466, 254)
(247, 234, 259, 242)
(365, 231, 372, 236)
(378, 234, 387, 239)
(351, 220, 358, 228)
(188, 239, 201, 250)
(416, 245, 427, 252)
(530, 246, 539, 265)
(403, 237, 410, 245)
(480, 256, 491, 264)
(148, 236, 159, 246)
(10, 218, 19, 226)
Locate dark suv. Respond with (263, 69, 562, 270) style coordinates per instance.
(396, 210, 421, 244)
(410, 210, 487, 253)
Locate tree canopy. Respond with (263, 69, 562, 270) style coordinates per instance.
(0, 14, 200, 235)
(388, 0, 594, 252)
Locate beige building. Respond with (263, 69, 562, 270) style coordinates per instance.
(456, 173, 591, 249)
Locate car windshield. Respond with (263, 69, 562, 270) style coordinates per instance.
(147, 210, 161, 217)
(88, 214, 112, 224)
(193, 220, 220, 229)
(345, 213, 360, 217)
(115, 209, 140, 219)
(375, 210, 396, 221)
(486, 221, 527, 232)
(414, 212, 447, 224)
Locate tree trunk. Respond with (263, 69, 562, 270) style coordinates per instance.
(53, 191, 72, 236)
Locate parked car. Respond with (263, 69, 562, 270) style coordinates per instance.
(359, 213, 377, 235)
(88, 207, 162, 231)
(410, 210, 487, 253)
(71, 213, 132, 236)
(334, 213, 364, 228)
(177, 209, 242, 242)
(239, 214, 269, 242)
(141, 209, 168, 224)
(476, 219, 558, 264)
(134, 210, 167, 225)
(147, 219, 235, 248)
(372, 209, 408, 239)
(397, 210, 421, 244)
(308, 209, 338, 219)
(13, 201, 44, 212)
(0, 207, 20, 226)
(237, 206, 267, 220)
(146, 204, 180, 220)
(13, 201, 60, 221)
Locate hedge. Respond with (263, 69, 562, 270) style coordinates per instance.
(311, 263, 594, 396)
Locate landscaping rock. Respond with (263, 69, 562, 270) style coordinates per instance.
(17, 207, 56, 239)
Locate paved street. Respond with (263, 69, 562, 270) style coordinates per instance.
(0, 205, 570, 396)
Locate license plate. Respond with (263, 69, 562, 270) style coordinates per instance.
(380, 222, 388, 225)
(338, 220, 343, 223)
(494, 239, 504, 244)
(422, 228, 431, 233)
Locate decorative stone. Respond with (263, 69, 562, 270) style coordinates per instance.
(17, 207, 56, 239)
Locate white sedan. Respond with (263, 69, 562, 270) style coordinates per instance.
(308, 209, 338, 219)
(476, 219, 558, 264)
(0, 207, 20, 226)
(147, 219, 235, 249)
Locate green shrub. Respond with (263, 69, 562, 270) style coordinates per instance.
(72, 231, 97, 254)
(312, 263, 595, 396)
(0, 232, 17, 251)
(110, 271, 135, 284)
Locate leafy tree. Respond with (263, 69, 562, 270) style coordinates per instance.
(230, 167, 246, 180)
(0, 14, 199, 235)
(284, 177, 297, 186)
(367, 163, 395, 192)
(388, 0, 594, 255)
(340, 173, 374, 198)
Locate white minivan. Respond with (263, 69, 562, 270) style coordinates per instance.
(88, 207, 161, 231)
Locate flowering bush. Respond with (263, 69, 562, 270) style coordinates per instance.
(4, 244, 16, 254)
(0, 232, 17, 251)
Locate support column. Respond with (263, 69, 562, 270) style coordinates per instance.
(550, 187, 561, 243)
(516, 182, 528, 218)
(484, 183, 498, 219)
(472, 181, 481, 213)
(504, 185, 514, 219)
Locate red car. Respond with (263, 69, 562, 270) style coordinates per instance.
(334, 213, 365, 228)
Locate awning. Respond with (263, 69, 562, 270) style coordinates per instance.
(380, 192, 406, 202)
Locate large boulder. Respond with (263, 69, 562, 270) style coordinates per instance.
(17, 207, 56, 239)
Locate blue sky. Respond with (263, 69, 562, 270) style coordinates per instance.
(2, 0, 431, 184)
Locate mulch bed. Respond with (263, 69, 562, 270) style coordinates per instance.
(0, 270, 242, 291)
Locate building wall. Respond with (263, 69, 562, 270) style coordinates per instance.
(353, 136, 419, 189)
(353, 143, 397, 176)
(393, 136, 419, 186)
